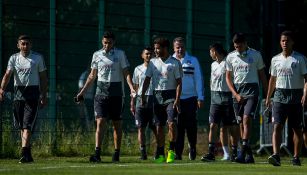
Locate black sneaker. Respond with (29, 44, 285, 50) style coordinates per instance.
(201, 153, 215, 162)
(235, 151, 246, 163)
(189, 148, 196, 160)
(231, 152, 237, 162)
(245, 154, 255, 163)
(292, 157, 301, 166)
(268, 154, 281, 166)
(140, 150, 147, 160)
(175, 154, 182, 160)
(19, 156, 30, 163)
(89, 155, 101, 162)
(112, 151, 120, 162)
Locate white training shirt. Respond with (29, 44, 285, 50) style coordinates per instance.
(270, 51, 307, 89)
(210, 59, 230, 92)
(91, 48, 129, 82)
(7, 51, 46, 86)
(132, 63, 153, 95)
(145, 56, 182, 90)
(226, 48, 265, 84)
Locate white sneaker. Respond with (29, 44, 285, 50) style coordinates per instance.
(221, 155, 230, 161)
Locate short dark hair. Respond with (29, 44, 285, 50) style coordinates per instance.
(281, 30, 294, 41)
(142, 46, 152, 53)
(232, 33, 246, 43)
(173, 37, 185, 44)
(209, 43, 227, 56)
(103, 31, 115, 40)
(154, 37, 170, 49)
(17, 35, 31, 42)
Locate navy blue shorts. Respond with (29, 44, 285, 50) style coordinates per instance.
(13, 100, 39, 131)
(153, 102, 177, 126)
(94, 95, 123, 120)
(233, 96, 259, 120)
(135, 107, 154, 128)
(272, 102, 303, 129)
(209, 104, 237, 126)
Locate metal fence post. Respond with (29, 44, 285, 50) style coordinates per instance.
(144, 0, 151, 46)
(186, 0, 192, 53)
(49, 0, 57, 154)
(98, 0, 105, 49)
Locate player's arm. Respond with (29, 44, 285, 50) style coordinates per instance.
(194, 58, 204, 108)
(265, 75, 276, 107)
(302, 74, 307, 106)
(174, 77, 182, 112)
(141, 76, 151, 106)
(258, 68, 268, 97)
(130, 83, 138, 116)
(77, 68, 97, 98)
(123, 67, 135, 95)
(39, 70, 48, 106)
(0, 69, 13, 101)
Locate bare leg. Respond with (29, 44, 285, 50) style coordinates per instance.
(112, 120, 122, 150)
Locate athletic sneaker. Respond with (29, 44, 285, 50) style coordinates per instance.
(166, 150, 176, 163)
(112, 151, 120, 162)
(231, 152, 237, 162)
(175, 154, 182, 160)
(201, 153, 215, 162)
(189, 148, 196, 160)
(154, 155, 166, 163)
(268, 154, 281, 166)
(245, 154, 255, 163)
(221, 155, 230, 161)
(140, 150, 147, 160)
(89, 155, 101, 162)
(235, 151, 246, 163)
(292, 157, 301, 166)
(19, 156, 33, 163)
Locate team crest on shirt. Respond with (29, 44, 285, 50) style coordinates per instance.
(186, 60, 192, 64)
(167, 65, 173, 71)
(247, 57, 254, 63)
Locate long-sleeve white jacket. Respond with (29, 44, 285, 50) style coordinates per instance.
(173, 52, 204, 101)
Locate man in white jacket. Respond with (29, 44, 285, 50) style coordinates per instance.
(172, 37, 204, 160)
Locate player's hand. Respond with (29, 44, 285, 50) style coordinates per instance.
(265, 98, 272, 107)
(197, 100, 204, 109)
(235, 94, 245, 104)
(301, 95, 307, 106)
(75, 93, 84, 104)
(0, 89, 4, 102)
(40, 96, 47, 108)
(173, 99, 181, 113)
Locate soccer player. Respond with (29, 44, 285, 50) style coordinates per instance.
(141, 37, 182, 163)
(0, 35, 48, 163)
(130, 46, 157, 160)
(225, 33, 268, 163)
(266, 31, 307, 166)
(76, 31, 135, 163)
(172, 37, 204, 160)
(201, 43, 240, 162)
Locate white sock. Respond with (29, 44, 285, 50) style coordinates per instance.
(222, 146, 229, 157)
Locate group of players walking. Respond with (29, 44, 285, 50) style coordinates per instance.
(1, 30, 306, 167)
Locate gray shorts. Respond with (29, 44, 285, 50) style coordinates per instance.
(13, 100, 39, 131)
(233, 96, 259, 120)
(153, 103, 177, 126)
(209, 104, 237, 126)
(94, 95, 123, 120)
(272, 102, 303, 129)
(135, 107, 154, 128)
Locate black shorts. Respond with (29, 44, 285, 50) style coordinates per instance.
(209, 104, 237, 126)
(135, 107, 154, 128)
(153, 103, 177, 126)
(13, 100, 39, 131)
(233, 96, 258, 119)
(94, 95, 123, 120)
(272, 102, 303, 129)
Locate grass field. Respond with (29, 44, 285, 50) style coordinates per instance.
(0, 156, 306, 175)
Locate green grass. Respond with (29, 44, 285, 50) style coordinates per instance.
(0, 156, 306, 175)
